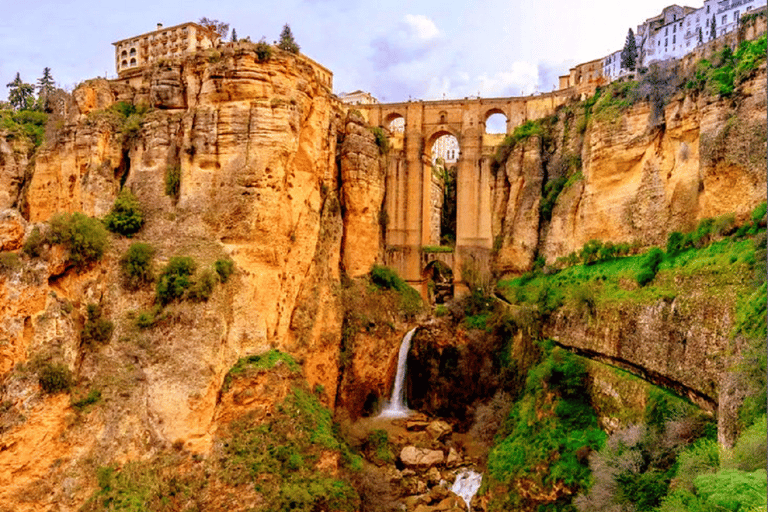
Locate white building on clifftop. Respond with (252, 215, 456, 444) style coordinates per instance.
(112, 22, 219, 76)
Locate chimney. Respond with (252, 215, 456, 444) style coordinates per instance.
(157, 23, 163, 30)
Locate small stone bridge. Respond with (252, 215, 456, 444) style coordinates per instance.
(358, 90, 575, 297)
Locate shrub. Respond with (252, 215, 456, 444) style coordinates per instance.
(165, 166, 180, 199)
(156, 256, 196, 304)
(80, 303, 114, 346)
(0, 251, 21, 272)
(667, 231, 686, 256)
(120, 243, 155, 288)
(214, 258, 235, 282)
(255, 37, 273, 61)
(72, 389, 101, 410)
(694, 469, 768, 512)
(729, 415, 767, 472)
(104, 190, 144, 236)
(22, 226, 45, 257)
(369, 126, 389, 155)
(674, 438, 720, 491)
(636, 247, 664, 286)
(188, 269, 216, 301)
(48, 212, 109, 269)
(38, 363, 72, 394)
(136, 305, 164, 329)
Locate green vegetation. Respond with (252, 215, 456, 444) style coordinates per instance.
(686, 36, 767, 96)
(72, 389, 102, 411)
(0, 108, 48, 148)
(363, 429, 394, 465)
(369, 264, 423, 318)
(48, 212, 109, 269)
(187, 269, 216, 301)
(277, 23, 300, 54)
(486, 341, 605, 510)
(104, 190, 144, 237)
(420, 245, 453, 253)
(37, 362, 72, 394)
(80, 303, 114, 346)
(164, 165, 180, 200)
(255, 37, 273, 61)
(591, 80, 640, 123)
(214, 258, 235, 283)
(0, 251, 21, 273)
(369, 126, 389, 155)
(495, 119, 546, 163)
(155, 256, 196, 304)
(225, 350, 301, 389)
(120, 242, 155, 288)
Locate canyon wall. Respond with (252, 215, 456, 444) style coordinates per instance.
(492, 64, 767, 273)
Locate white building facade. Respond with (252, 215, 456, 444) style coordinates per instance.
(602, 0, 766, 80)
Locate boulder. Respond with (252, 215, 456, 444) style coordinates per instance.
(446, 447, 461, 468)
(400, 446, 445, 469)
(426, 420, 452, 441)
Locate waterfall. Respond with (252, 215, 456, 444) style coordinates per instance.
(378, 327, 418, 418)
(451, 469, 483, 511)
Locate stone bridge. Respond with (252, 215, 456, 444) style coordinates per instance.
(358, 90, 575, 297)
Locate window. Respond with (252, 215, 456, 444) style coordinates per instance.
(674, 24, 676, 33)
(665, 38, 668, 46)
(707, 5, 710, 13)
(673, 35, 676, 43)
(734, 11, 739, 22)
(666, 27, 669, 35)
(722, 15, 727, 25)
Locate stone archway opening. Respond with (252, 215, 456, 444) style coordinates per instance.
(485, 112, 507, 134)
(423, 260, 454, 304)
(386, 114, 405, 134)
(429, 133, 458, 247)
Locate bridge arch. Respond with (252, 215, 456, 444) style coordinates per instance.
(484, 108, 509, 134)
(384, 112, 405, 134)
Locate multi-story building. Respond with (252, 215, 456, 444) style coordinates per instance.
(338, 90, 379, 105)
(112, 22, 219, 76)
(571, 0, 766, 89)
(558, 58, 605, 90)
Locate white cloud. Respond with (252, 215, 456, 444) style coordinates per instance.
(404, 14, 440, 40)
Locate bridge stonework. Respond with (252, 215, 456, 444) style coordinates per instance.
(359, 91, 573, 297)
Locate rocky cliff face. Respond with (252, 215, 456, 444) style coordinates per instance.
(0, 46, 388, 511)
(492, 64, 767, 273)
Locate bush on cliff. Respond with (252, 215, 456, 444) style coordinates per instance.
(80, 303, 114, 346)
(370, 265, 422, 318)
(156, 256, 196, 304)
(104, 190, 144, 236)
(120, 242, 155, 288)
(48, 212, 109, 269)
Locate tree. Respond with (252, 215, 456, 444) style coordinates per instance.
(231, 28, 237, 42)
(36, 67, 55, 111)
(198, 17, 229, 40)
(620, 28, 638, 72)
(277, 23, 300, 54)
(710, 15, 717, 40)
(698, 27, 704, 45)
(6, 72, 34, 111)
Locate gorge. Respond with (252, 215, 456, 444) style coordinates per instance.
(0, 24, 765, 512)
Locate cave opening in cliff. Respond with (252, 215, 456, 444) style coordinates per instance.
(430, 134, 458, 247)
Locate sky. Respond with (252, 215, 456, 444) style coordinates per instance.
(1, 0, 697, 104)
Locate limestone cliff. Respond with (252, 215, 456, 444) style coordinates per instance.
(492, 64, 767, 273)
(0, 45, 387, 511)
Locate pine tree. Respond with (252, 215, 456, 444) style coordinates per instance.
(620, 28, 638, 72)
(698, 27, 704, 45)
(277, 24, 300, 54)
(710, 15, 717, 40)
(231, 28, 237, 42)
(6, 72, 34, 111)
(36, 67, 55, 111)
